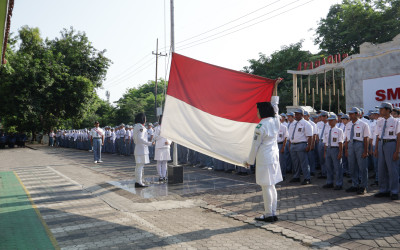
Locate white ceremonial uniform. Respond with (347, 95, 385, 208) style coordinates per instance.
(154, 125, 172, 161)
(247, 96, 282, 218)
(154, 125, 172, 179)
(133, 123, 153, 185)
(133, 124, 152, 163)
(248, 96, 282, 186)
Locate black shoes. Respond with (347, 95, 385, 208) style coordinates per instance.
(357, 187, 367, 195)
(254, 215, 278, 222)
(289, 178, 301, 183)
(374, 192, 398, 200)
(135, 182, 148, 188)
(317, 174, 327, 179)
(301, 179, 311, 185)
(323, 183, 334, 189)
(334, 186, 342, 190)
(374, 192, 390, 198)
(345, 186, 358, 192)
(159, 177, 164, 182)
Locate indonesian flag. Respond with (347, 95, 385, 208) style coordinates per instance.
(161, 53, 275, 166)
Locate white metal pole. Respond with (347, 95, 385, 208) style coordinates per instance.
(170, 0, 178, 166)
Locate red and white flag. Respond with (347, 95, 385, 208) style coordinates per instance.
(161, 53, 275, 166)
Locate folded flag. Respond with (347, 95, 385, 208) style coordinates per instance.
(161, 53, 276, 166)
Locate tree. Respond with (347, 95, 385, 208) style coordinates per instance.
(314, 0, 400, 54)
(243, 41, 313, 111)
(114, 80, 168, 124)
(0, 26, 111, 135)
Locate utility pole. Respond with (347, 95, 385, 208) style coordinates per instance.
(152, 38, 167, 121)
(170, 0, 178, 166)
(170, 0, 175, 52)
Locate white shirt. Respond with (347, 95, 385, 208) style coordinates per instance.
(361, 117, 370, 124)
(337, 122, 346, 131)
(307, 119, 318, 136)
(317, 121, 329, 142)
(368, 120, 377, 146)
(154, 125, 172, 149)
(288, 118, 313, 143)
(90, 127, 104, 138)
(323, 126, 344, 147)
(344, 119, 370, 142)
(119, 128, 126, 138)
(277, 123, 289, 143)
(374, 116, 400, 140)
(124, 129, 130, 139)
(248, 96, 280, 166)
(105, 130, 111, 138)
(133, 124, 152, 155)
(111, 131, 116, 141)
(247, 96, 282, 186)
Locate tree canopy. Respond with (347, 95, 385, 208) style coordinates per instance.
(314, 0, 400, 54)
(0, 26, 111, 133)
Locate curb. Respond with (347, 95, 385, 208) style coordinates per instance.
(200, 203, 340, 249)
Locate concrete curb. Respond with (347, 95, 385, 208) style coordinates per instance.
(200, 203, 343, 249)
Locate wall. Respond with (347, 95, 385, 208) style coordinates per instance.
(344, 34, 400, 111)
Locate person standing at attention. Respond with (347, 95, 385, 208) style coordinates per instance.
(154, 116, 172, 182)
(245, 78, 283, 223)
(91, 121, 104, 164)
(133, 113, 153, 188)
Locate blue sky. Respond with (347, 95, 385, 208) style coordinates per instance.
(10, 0, 339, 103)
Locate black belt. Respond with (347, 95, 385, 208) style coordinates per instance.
(380, 139, 396, 143)
(278, 142, 283, 144)
(350, 140, 363, 143)
(292, 142, 307, 145)
(93, 137, 101, 139)
(327, 146, 339, 148)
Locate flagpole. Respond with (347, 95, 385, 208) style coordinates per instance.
(171, 0, 179, 166)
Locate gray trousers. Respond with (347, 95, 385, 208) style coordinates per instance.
(291, 142, 310, 180)
(325, 147, 343, 186)
(93, 138, 102, 161)
(278, 143, 286, 177)
(317, 141, 326, 176)
(378, 140, 399, 194)
(348, 140, 368, 188)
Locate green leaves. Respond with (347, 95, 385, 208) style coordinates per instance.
(0, 26, 111, 133)
(315, 0, 400, 54)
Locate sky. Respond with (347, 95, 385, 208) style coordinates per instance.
(10, 0, 340, 104)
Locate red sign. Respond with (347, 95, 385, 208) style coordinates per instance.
(375, 87, 400, 101)
(297, 53, 348, 71)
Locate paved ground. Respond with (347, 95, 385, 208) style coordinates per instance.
(1, 145, 399, 249)
(1, 145, 308, 250)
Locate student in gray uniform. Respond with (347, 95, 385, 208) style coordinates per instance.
(344, 107, 370, 195)
(374, 102, 400, 200)
(323, 114, 344, 190)
(288, 109, 313, 185)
